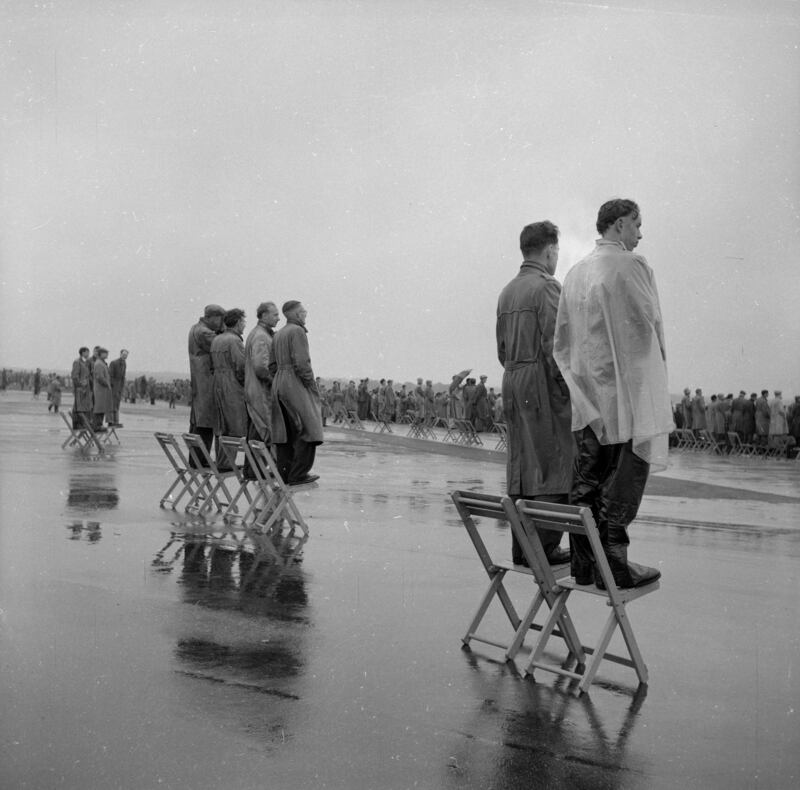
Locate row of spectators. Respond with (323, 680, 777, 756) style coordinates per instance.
(674, 388, 799, 453)
(318, 377, 505, 430)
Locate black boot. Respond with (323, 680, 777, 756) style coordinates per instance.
(570, 533, 595, 585)
(597, 542, 660, 590)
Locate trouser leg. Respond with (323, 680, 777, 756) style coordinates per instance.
(288, 440, 316, 482)
(510, 492, 569, 564)
(569, 428, 612, 582)
(598, 441, 650, 586)
(274, 401, 296, 483)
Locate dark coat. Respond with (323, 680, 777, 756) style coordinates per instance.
(188, 318, 218, 429)
(244, 321, 274, 440)
(497, 261, 573, 497)
(211, 329, 248, 437)
(71, 357, 93, 412)
(92, 359, 113, 415)
(271, 320, 324, 445)
(109, 358, 127, 408)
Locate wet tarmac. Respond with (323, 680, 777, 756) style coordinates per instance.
(1, 392, 799, 789)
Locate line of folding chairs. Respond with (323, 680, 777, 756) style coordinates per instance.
(154, 432, 308, 536)
(60, 411, 120, 453)
(451, 490, 660, 696)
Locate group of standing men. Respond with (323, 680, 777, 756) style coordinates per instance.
(70, 346, 128, 430)
(187, 300, 323, 486)
(678, 387, 795, 450)
(497, 199, 673, 590)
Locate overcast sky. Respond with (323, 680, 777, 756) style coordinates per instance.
(2, 0, 798, 395)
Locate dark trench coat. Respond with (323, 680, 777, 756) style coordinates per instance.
(271, 320, 324, 445)
(496, 261, 573, 497)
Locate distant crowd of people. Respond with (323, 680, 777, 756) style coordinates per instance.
(674, 388, 799, 454)
(318, 376, 504, 430)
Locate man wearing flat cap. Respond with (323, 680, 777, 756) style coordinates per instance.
(188, 304, 225, 458)
(271, 300, 323, 485)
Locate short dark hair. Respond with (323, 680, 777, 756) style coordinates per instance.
(79, 346, 89, 355)
(596, 199, 640, 235)
(224, 308, 245, 327)
(256, 301, 276, 319)
(520, 221, 559, 256)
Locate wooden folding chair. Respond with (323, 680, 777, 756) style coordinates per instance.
(513, 499, 660, 695)
(217, 435, 256, 521)
(493, 422, 508, 451)
(154, 432, 205, 509)
(727, 432, 755, 457)
(346, 410, 364, 430)
(61, 411, 92, 451)
(451, 491, 581, 666)
(245, 440, 309, 536)
(373, 417, 393, 434)
(181, 433, 237, 514)
(77, 413, 106, 454)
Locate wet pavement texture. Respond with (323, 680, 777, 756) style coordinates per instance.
(1, 392, 799, 789)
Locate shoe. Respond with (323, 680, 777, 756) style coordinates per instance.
(512, 555, 529, 568)
(95, 427, 107, 433)
(596, 561, 661, 590)
(546, 547, 571, 565)
(289, 474, 319, 486)
(112, 423, 123, 428)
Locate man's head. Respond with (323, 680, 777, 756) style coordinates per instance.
(683, 387, 690, 395)
(79, 346, 89, 359)
(256, 301, 280, 329)
(282, 300, 307, 324)
(696, 388, 702, 395)
(224, 308, 246, 332)
(204, 304, 226, 331)
(739, 390, 746, 397)
(520, 220, 559, 275)
(120, 349, 129, 360)
(97, 347, 109, 360)
(596, 199, 642, 251)
(761, 389, 769, 397)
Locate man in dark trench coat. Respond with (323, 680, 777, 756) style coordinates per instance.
(496, 220, 573, 565)
(271, 300, 324, 485)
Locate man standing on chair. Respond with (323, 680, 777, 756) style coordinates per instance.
(497, 220, 573, 567)
(245, 301, 280, 444)
(108, 349, 128, 428)
(271, 300, 324, 485)
(188, 304, 226, 458)
(554, 199, 673, 589)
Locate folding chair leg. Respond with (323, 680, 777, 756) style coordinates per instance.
(505, 589, 545, 659)
(576, 609, 620, 695)
(463, 572, 509, 647)
(612, 606, 649, 685)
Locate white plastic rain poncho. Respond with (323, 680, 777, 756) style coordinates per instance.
(553, 240, 674, 470)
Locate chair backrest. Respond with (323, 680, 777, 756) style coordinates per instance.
(155, 432, 191, 471)
(451, 490, 517, 567)
(182, 432, 217, 472)
(246, 439, 284, 488)
(513, 498, 624, 601)
(219, 435, 247, 473)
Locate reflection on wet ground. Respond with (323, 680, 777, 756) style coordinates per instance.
(66, 473, 119, 510)
(1, 394, 799, 789)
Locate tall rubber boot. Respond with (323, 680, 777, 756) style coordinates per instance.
(597, 537, 660, 590)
